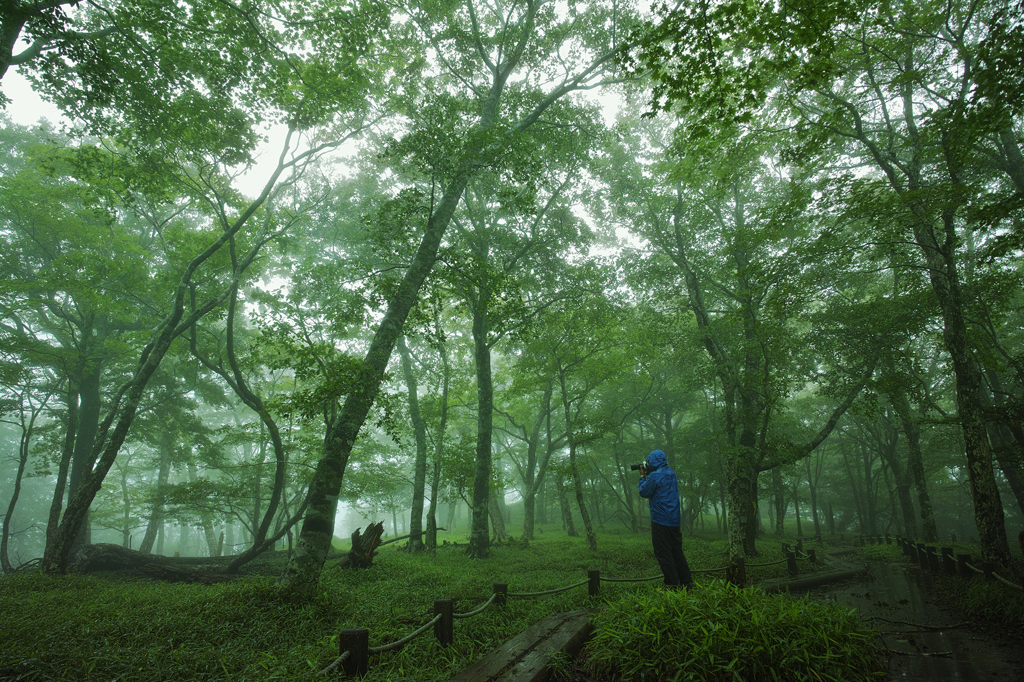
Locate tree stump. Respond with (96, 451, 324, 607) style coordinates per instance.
(336, 522, 386, 569)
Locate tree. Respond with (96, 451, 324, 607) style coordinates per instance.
(1, 0, 390, 573)
(632, 0, 1021, 563)
(278, 0, 630, 594)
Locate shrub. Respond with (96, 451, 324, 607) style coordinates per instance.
(582, 580, 886, 682)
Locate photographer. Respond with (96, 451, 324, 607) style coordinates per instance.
(637, 450, 694, 589)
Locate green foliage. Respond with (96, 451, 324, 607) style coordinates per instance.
(583, 580, 885, 682)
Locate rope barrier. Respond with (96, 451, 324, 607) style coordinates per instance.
(318, 649, 350, 676)
(600, 574, 664, 583)
(368, 614, 442, 654)
(509, 579, 589, 598)
(964, 560, 984, 574)
(991, 571, 1024, 591)
(746, 558, 789, 568)
(453, 593, 498, 619)
(692, 566, 727, 574)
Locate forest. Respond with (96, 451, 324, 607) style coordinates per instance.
(1, 0, 1023, 608)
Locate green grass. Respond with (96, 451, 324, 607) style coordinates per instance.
(581, 581, 886, 682)
(0, 527, 858, 681)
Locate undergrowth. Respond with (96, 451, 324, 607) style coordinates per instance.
(944, 575, 1024, 625)
(0, 528, 837, 681)
(581, 581, 886, 682)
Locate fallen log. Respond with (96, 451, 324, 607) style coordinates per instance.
(141, 563, 238, 585)
(70, 543, 237, 576)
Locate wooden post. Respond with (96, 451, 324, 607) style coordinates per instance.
(338, 628, 369, 677)
(807, 548, 817, 564)
(434, 599, 453, 647)
(982, 562, 996, 581)
(941, 547, 955, 575)
(588, 570, 600, 597)
(785, 548, 798, 578)
(885, 535, 891, 545)
(926, 546, 940, 573)
(916, 543, 928, 570)
(796, 539, 803, 554)
(957, 554, 973, 579)
(493, 583, 507, 608)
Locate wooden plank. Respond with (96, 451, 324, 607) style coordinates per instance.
(451, 610, 592, 682)
(502, 610, 592, 682)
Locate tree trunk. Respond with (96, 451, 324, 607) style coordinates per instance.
(120, 466, 132, 548)
(488, 494, 508, 542)
(139, 427, 172, 554)
(1, 402, 40, 573)
(792, 480, 803, 537)
(426, 318, 450, 551)
(806, 457, 821, 539)
(916, 214, 1010, 561)
(983, 370, 1024, 521)
(67, 362, 104, 556)
(893, 391, 936, 540)
(397, 336, 428, 552)
(468, 296, 494, 558)
(568, 443, 597, 551)
(557, 476, 578, 536)
(772, 465, 786, 536)
(277, 164, 474, 597)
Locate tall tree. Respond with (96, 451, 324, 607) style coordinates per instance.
(279, 0, 629, 593)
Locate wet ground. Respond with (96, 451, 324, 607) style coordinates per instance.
(805, 552, 1024, 682)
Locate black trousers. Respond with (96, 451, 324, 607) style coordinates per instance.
(651, 522, 693, 587)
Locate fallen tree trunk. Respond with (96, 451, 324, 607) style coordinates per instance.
(70, 543, 239, 573)
(141, 563, 237, 584)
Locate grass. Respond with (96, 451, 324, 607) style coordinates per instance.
(0, 527, 859, 681)
(581, 581, 886, 682)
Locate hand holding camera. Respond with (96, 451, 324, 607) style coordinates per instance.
(630, 462, 649, 477)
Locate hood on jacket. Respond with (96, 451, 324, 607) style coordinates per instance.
(646, 449, 668, 470)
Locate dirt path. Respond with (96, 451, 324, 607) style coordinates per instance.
(807, 552, 1024, 682)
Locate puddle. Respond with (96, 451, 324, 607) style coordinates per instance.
(807, 558, 1023, 681)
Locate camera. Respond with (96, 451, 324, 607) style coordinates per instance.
(630, 462, 647, 474)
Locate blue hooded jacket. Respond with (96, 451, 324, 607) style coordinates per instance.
(638, 450, 681, 527)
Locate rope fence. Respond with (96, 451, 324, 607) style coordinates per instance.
(317, 541, 819, 676)
(453, 593, 499, 619)
(892, 537, 1022, 592)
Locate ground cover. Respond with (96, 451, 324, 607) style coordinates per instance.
(0, 526, 868, 681)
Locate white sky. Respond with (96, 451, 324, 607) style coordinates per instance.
(4, 69, 65, 126)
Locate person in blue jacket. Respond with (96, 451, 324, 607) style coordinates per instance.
(638, 449, 694, 589)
